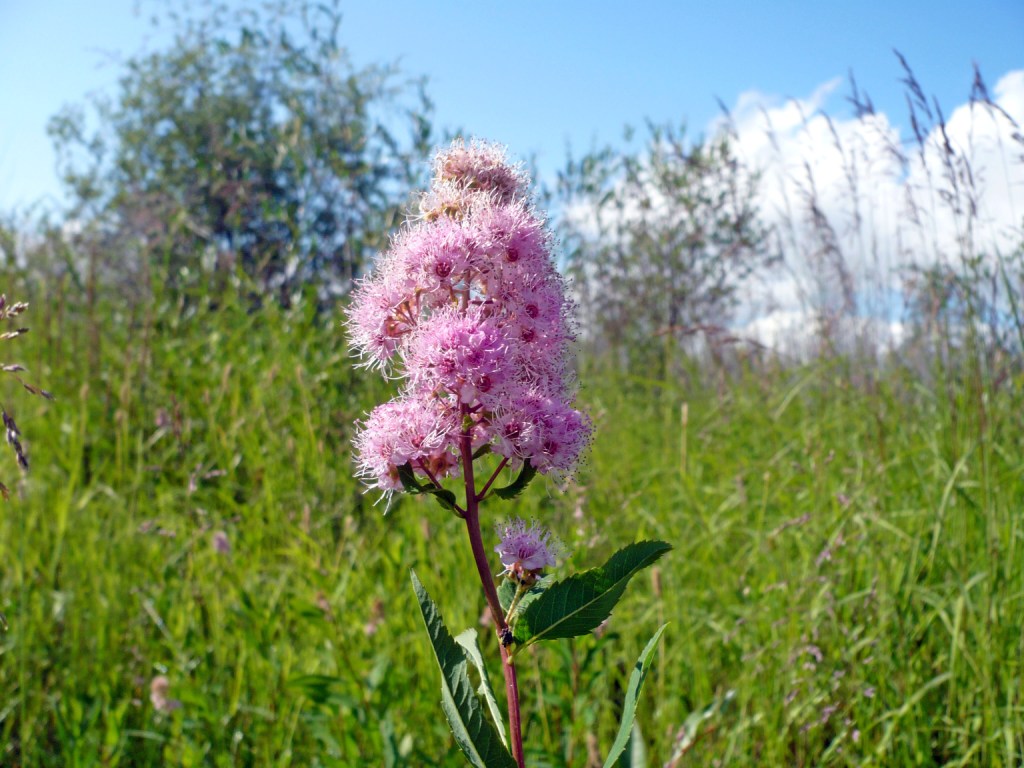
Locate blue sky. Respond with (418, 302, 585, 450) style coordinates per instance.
(0, 0, 1021, 212)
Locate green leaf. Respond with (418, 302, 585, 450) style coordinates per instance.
(492, 460, 536, 500)
(602, 624, 667, 768)
(425, 486, 459, 512)
(498, 577, 551, 618)
(620, 721, 647, 768)
(398, 462, 427, 493)
(497, 578, 516, 614)
(411, 570, 516, 768)
(398, 462, 460, 514)
(454, 628, 507, 748)
(513, 541, 671, 646)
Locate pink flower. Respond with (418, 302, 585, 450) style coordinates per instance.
(353, 398, 456, 492)
(346, 276, 416, 370)
(212, 530, 230, 555)
(483, 394, 590, 473)
(392, 218, 475, 301)
(467, 200, 547, 272)
(486, 403, 537, 461)
(495, 518, 563, 582)
(347, 138, 592, 497)
(150, 675, 182, 714)
(434, 139, 527, 204)
(405, 306, 511, 406)
(530, 399, 592, 474)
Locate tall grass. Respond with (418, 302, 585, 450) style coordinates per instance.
(0, 257, 1021, 765)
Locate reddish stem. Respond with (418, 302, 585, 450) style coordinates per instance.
(459, 411, 525, 768)
(417, 459, 466, 517)
(477, 456, 510, 501)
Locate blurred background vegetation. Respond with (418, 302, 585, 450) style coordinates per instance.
(1, 1, 1023, 766)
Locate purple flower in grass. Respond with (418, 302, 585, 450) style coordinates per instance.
(405, 305, 511, 406)
(150, 675, 182, 714)
(495, 518, 563, 584)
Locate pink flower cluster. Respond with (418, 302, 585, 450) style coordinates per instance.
(348, 140, 590, 493)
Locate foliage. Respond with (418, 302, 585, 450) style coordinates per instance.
(509, 541, 671, 646)
(0, 295, 53, 498)
(3, 48, 1023, 767)
(412, 571, 517, 768)
(349, 140, 665, 767)
(602, 624, 667, 768)
(47, 0, 432, 305)
(3, 255, 1024, 764)
(558, 124, 775, 370)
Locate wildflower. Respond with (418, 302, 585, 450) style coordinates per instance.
(405, 305, 511, 406)
(347, 139, 590, 496)
(495, 518, 562, 584)
(352, 397, 456, 492)
(149, 675, 182, 714)
(212, 530, 230, 555)
(434, 138, 527, 204)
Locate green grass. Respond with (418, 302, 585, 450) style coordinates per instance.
(1, 274, 1022, 766)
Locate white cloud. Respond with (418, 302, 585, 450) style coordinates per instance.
(717, 69, 1024, 353)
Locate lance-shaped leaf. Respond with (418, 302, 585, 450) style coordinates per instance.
(454, 628, 507, 748)
(513, 541, 671, 646)
(492, 460, 536, 501)
(411, 570, 516, 768)
(602, 624, 667, 768)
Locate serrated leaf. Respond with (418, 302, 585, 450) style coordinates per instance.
(513, 541, 671, 646)
(425, 486, 458, 512)
(497, 578, 516, 613)
(602, 624, 666, 768)
(454, 628, 507, 748)
(411, 570, 516, 768)
(492, 460, 536, 500)
(620, 721, 647, 768)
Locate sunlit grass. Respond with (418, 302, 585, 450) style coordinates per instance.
(1, 274, 1022, 766)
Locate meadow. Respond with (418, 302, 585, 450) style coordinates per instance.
(1, 267, 1021, 767)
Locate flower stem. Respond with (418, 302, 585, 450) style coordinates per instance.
(477, 456, 510, 501)
(460, 413, 525, 768)
(504, 582, 529, 625)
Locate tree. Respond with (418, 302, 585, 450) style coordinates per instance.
(557, 124, 775, 370)
(48, 0, 432, 304)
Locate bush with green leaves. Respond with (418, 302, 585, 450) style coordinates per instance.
(48, 0, 432, 305)
(558, 124, 775, 373)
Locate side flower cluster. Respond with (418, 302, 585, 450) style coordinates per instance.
(348, 140, 591, 493)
